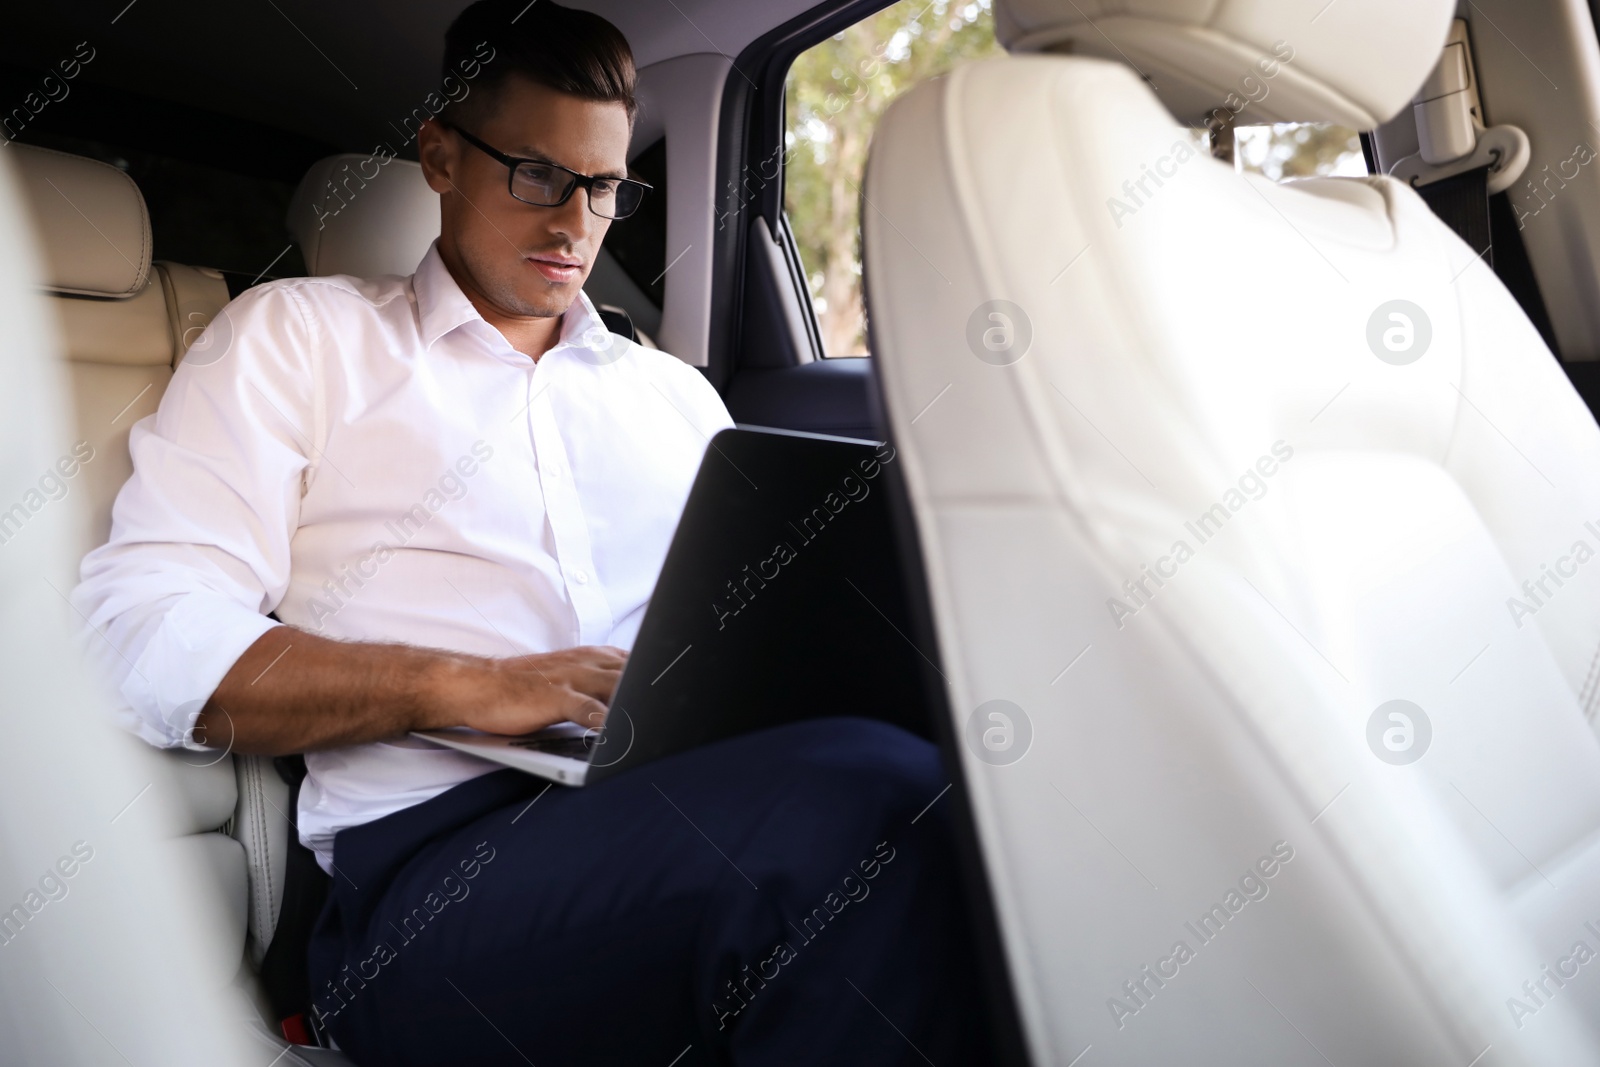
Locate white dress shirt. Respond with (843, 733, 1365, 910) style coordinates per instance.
(73, 242, 734, 873)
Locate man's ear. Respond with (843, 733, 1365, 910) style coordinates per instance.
(417, 119, 459, 196)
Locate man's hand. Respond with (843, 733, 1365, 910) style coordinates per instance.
(446, 645, 628, 736)
(195, 627, 629, 756)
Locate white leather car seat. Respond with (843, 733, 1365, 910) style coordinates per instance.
(864, 1, 1600, 1064)
(14, 145, 233, 555)
(0, 133, 279, 1067)
(8, 142, 350, 1064)
(15, 145, 245, 948)
(287, 153, 442, 279)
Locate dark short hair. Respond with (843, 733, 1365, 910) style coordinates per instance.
(440, 0, 637, 128)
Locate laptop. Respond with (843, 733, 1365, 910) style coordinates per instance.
(410, 425, 933, 786)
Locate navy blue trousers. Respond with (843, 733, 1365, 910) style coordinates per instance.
(306, 717, 991, 1065)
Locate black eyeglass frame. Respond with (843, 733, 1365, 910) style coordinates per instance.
(440, 120, 652, 220)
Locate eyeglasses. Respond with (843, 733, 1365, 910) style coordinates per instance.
(441, 121, 651, 220)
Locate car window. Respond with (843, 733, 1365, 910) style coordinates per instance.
(1235, 123, 1369, 180)
(783, 0, 1002, 358)
(782, 9, 1366, 359)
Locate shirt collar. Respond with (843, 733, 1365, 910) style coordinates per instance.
(412, 239, 612, 357)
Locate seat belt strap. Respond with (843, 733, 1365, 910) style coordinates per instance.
(1415, 166, 1493, 269)
(596, 304, 639, 343)
(1413, 164, 1563, 357)
(1486, 188, 1562, 357)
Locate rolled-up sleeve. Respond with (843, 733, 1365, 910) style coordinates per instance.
(72, 281, 322, 748)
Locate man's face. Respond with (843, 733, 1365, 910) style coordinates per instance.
(420, 74, 631, 320)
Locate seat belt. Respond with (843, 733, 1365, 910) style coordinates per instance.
(596, 304, 639, 343)
(1408, 162, 1561, 357)
(1408, 143, 1598, 426)
(256, 754, 334, 1046)
(1486, 186, 1562, 356)
(1415, 166, 1493, 268)
(1411, 163, 1563, 360)
(1386, 18, 1559, 356)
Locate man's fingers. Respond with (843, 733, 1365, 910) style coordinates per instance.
(579, 645, 629, 670)
(503, 665, 619, 703)
(503, 646, 628, 674)
(568, 664, 623, 703)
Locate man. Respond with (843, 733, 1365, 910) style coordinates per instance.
(73, 2, 990, 1063)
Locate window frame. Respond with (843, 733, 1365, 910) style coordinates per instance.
(706, 0, 897, 389)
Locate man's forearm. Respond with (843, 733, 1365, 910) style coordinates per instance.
(191, 626, 626, 757)
(194, 627, 476, 756)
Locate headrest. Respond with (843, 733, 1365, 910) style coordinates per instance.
(995, 0, 1456, 129)
(287, 154, 440, 278)
(9, 143, 151, 298)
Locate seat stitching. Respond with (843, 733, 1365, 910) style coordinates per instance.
(257, 760, 276, 939)
(1580, 638, 1600, 721)
(237, 759, 256, 939)
(263, 763, 280, 939)
(245, 757, 276, 946)
(245, 758, 264, 939)
(1579, 639, 1597, 706)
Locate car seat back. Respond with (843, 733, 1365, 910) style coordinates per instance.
(0, 141, 276, 1066)
(863, 1, 1600, 1063)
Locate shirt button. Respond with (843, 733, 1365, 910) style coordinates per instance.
(546, 466, 560, 481)
(573, 569, 589, 585)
